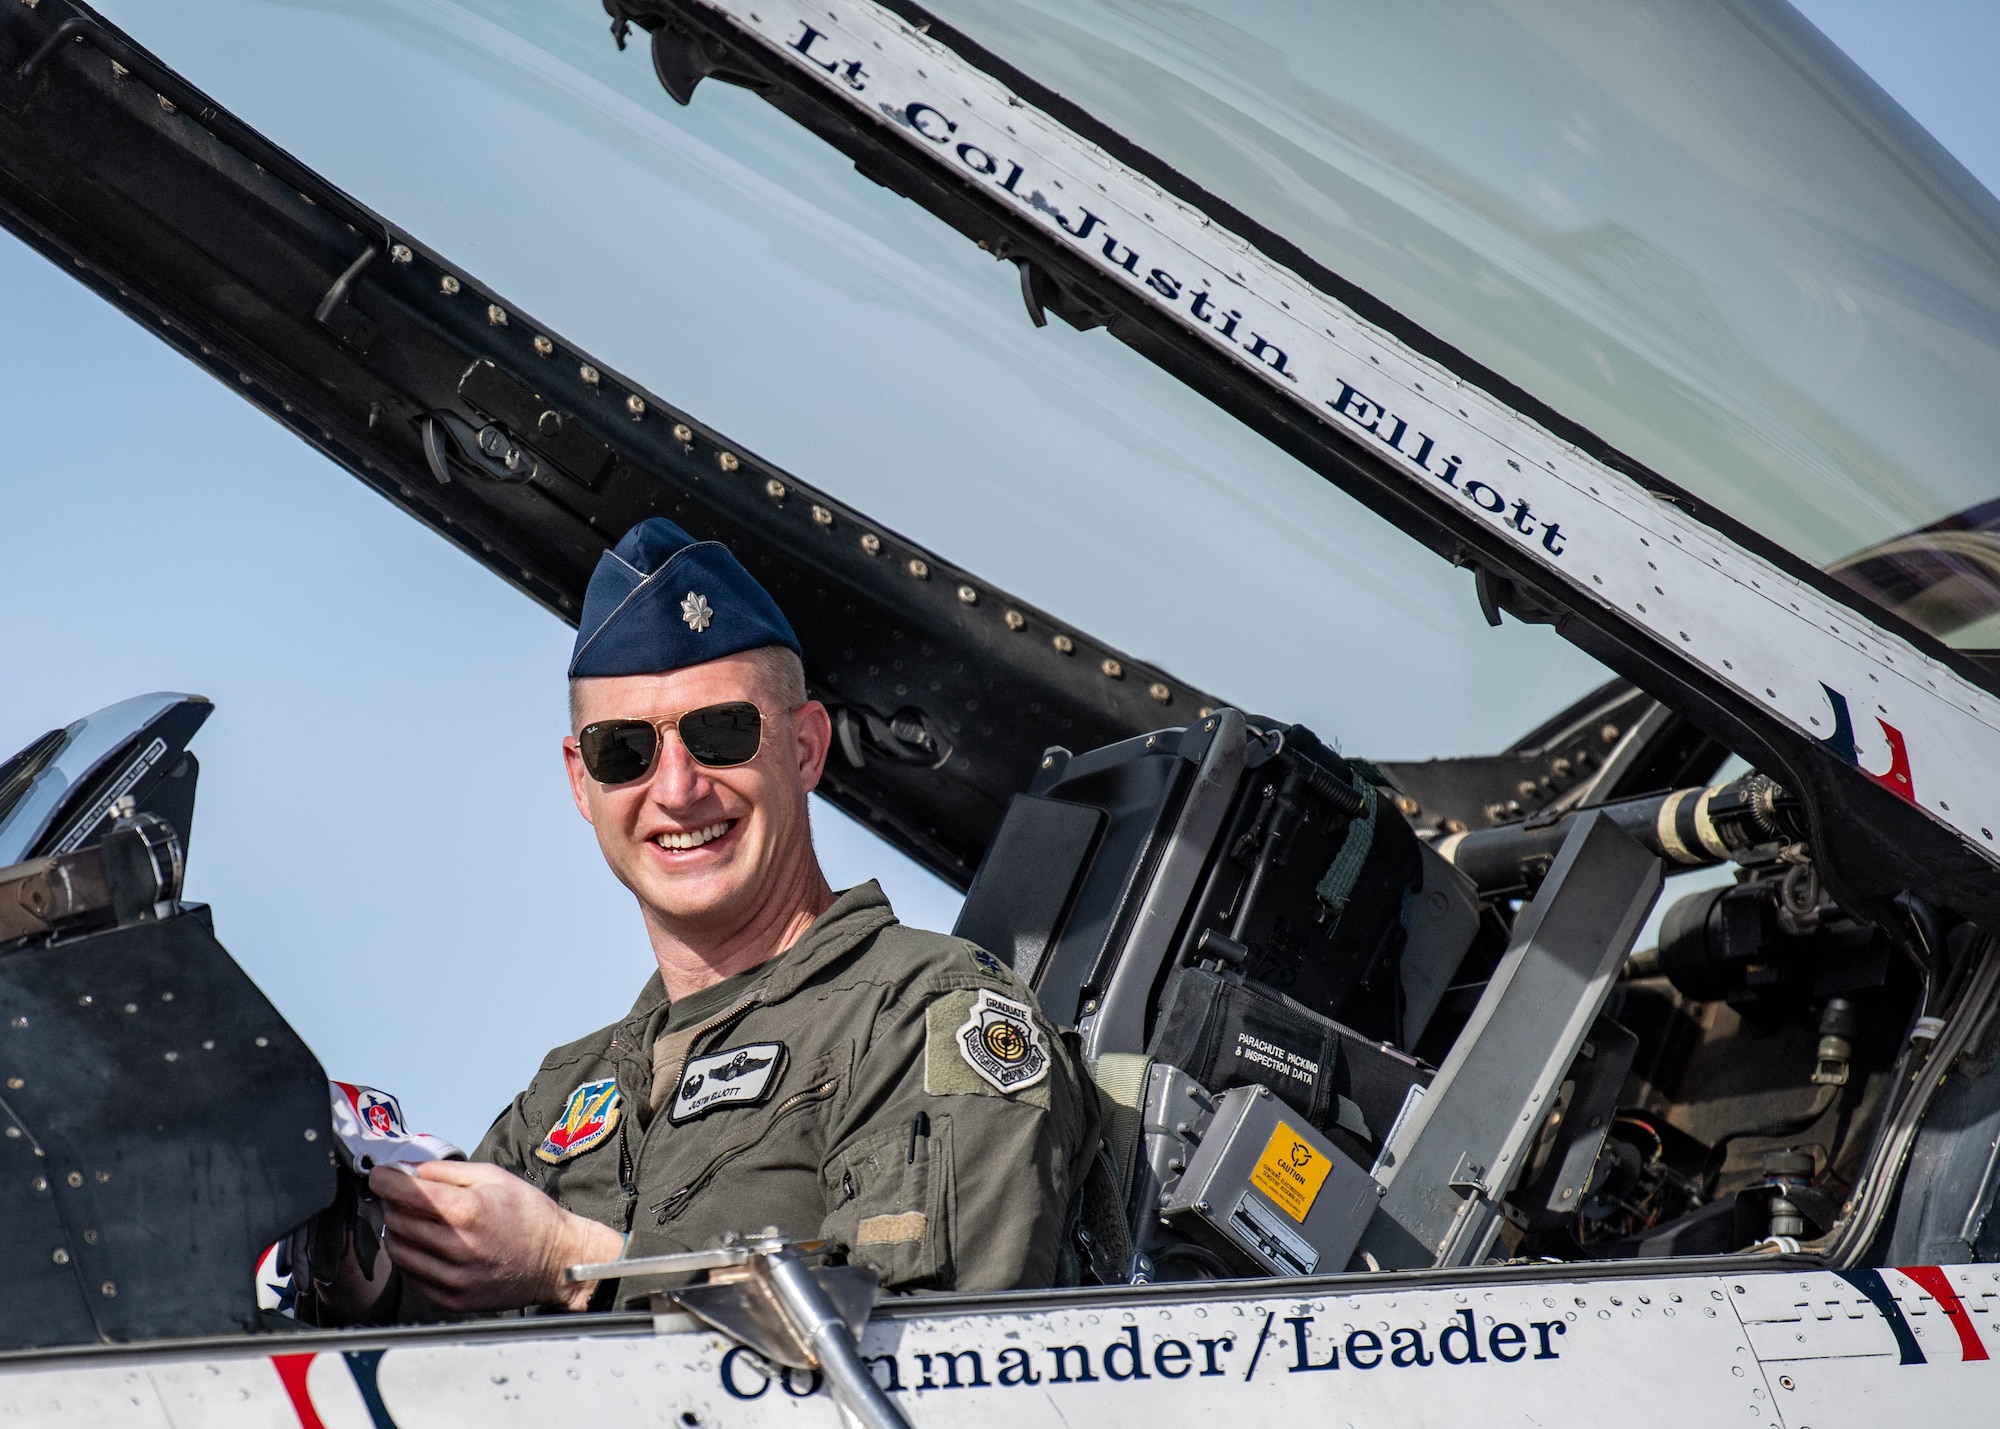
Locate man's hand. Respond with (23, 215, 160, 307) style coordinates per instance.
(369, 1161, 626, 1313)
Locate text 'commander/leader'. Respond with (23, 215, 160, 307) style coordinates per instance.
(347, 517, 1098, 1317)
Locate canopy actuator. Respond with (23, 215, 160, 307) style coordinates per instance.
(1435, 772, 1804, 896)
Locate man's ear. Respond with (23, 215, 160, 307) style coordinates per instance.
(562, 737, 599, 825)
(792, 701, 833, 795)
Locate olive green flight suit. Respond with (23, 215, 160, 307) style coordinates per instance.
(473, 882, 1098, 1301)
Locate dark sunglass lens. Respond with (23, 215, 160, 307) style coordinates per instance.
(678, 702, 763, 767)
(580, 720, 659, 784)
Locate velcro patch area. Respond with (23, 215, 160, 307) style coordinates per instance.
(856, 1212, 928, 1246)
(924, 989, 1053, 1106)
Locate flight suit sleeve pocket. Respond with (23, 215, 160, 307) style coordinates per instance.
(822, 1113, 954, 1290)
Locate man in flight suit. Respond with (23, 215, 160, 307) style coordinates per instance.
(351, 518, 1098, 1315)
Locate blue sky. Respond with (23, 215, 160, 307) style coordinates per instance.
(1, 0, 1992, 1147)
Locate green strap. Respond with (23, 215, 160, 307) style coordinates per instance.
(1315, 773, 1378, 913)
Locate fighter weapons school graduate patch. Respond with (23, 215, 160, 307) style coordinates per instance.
(535, 1078, 622, 1164)
(670, 1042, 786, 1124)
(925, 989, 1052, 1102)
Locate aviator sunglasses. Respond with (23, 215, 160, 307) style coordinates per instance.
(577, 701, 770, 784)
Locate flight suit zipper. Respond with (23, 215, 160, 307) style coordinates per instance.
(617, 1121, 638, 1230)
(648, 1077, 840, 1225)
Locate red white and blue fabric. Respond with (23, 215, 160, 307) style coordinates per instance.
(327, 1080, 465, 1173)
(536, 1077, 622, 1164)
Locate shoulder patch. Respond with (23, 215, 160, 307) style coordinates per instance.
(534, 1078, 621, 1164)
(924, 989, 1053, 1104)
(669, 1042, 787, 1124)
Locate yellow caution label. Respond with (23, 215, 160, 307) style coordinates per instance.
(1250, 1120, 1333, 1223)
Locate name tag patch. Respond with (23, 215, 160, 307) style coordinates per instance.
(956, 990, 1049, 1093)
(670, 1041, 786, 1123)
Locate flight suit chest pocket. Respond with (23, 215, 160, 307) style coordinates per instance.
(823, 1113, 953, 1291)
(649, 1048, 847, 1227)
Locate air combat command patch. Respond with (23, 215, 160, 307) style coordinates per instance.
(535, 1077, 621, 1164)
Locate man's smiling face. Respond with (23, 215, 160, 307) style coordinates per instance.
(563, 650, 831, 943)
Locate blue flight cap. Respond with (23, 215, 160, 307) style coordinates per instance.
(568, 518, 802, 678)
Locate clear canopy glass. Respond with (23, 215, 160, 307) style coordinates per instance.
(90, 0, 1618, 765)
(919, 0, 2000, 650)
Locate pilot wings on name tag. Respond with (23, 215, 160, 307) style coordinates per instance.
(670, 1041, 787, 1123)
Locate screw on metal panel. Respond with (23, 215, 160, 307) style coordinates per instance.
(389, 243, 413, 264)
(160, 992, 172, 1002)
(1101, 658, 1123, 679)
(94, 1170, 108, 1183)
(533, 335, 553, 356)
(4, 1078, 19, 1090)
(766, 479, 787, 500)
(52, 1250, 67, 1265)
(202, 1040, 214, 1050)
(907, 558, 930, 580)
(627, 395, 646, 417)
(3, 1128, 16, 1139)
(718, 452, 739, 471)
(100, 1282, 116, 1298)
(860, 534, 882, 556)
(580, 364, 600, 386)
(1600, 723, 1620, 743)
(811, 506, 834, 527)
(1052, 635, 1074, 654)
(957, 585, 978, 605)
(440, 275, 460, 295)
(29, 1177, 44, 1193)
(123, 1004, 136, 1014)
(1148, 682, 1171, 703)
(82, 1229, 97, 1244)
(487, 304, 507, 326)
(1041, 756, 1055, 769)
(110, 61, 127, 77)
(1198, 707, 1215, 719)
(66, 1172, 81, 1188)
(1004, 610, 1026, 631)
(158, 95, 175, 113)
(304, 1129, 318, 1142)
(1396, 795, 1420, 817)
(163, 1052, 178, 1063)
(673, 423, 693, 443)
(255, 1037, 268, 1047)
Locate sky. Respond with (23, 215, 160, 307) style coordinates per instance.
(0, 0, 1994, 1148)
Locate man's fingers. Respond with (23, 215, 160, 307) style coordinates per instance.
(408, 1158, 514, 1189)
(380, 1202, 476, 1260)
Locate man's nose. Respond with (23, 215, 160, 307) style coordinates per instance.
(645, 725, 709, 808)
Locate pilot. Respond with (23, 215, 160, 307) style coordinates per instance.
(329, 517, 1098, 1320)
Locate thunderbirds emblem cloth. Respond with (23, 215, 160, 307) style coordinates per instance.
(670, 1041, 786, 1123)
(569, 517, 801, 678)
(327, 1081, 465, 1172)
(536, 1078, 623, 1164)
(955, 990, 1050, 1093)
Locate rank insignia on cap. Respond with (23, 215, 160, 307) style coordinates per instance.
(670, 1042, 786, 1124)
(568, 518, 800, 679)
(955, 990, 1049, 1093)
(535, 1077, 621, 1164)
